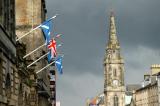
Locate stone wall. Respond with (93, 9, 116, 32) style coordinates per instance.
(0, 0, 18, 105)
(135, 83, 158, 106)
(15, 0, 50, 105)
(0, 51, 18, 106)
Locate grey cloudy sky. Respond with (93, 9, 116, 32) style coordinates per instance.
(46, 0, 160, 106)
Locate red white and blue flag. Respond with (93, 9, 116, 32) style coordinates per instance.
(47, 38, 57, 62)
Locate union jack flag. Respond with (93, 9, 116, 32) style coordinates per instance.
(47, 39, 57, 62)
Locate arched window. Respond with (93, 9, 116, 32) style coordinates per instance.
(18, 83, 23, 106)
(0, 0, 3, 24)
(5, 72, 11, 98)
(114, 95, 118, 106)
(5, 73, 11, 88)
(108, 54, 111, 59)
(19, 83, 22, 93)
(113, 69, 117, 77)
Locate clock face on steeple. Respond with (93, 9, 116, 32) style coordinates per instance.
(113, 79, 119, 86)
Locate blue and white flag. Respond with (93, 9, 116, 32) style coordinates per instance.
(55, 56, 63, 74)
(40, 20, 52, 44)
(47, 50, 53, 63)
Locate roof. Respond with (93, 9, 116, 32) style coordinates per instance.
(89, 93, 104, 105)
(136, 81, 157, 92)
(90, 97, 97, 105)
(126, 84, 141, 91)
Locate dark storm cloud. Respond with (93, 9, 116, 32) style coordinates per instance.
(114, 0, 160, 49)
(46, 0, 108, 75)
(46, 0, 160, 106)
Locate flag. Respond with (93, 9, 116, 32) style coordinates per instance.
(47, 50, 53, 63)
(55, 56, 63, 74)
(48, 39, 57, 56)
(16, 15, 57, 42)
(47, 39, 57, 62)
(40, 20, 52, 44)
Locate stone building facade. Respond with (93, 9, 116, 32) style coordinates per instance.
(135, 82, 158, 106)
(104, 12, 125, 106)
(0, 0, 19, 106)
(16, 42, 37, 106)
(15, 0, 50, 106)
(128, 65, 160, 106)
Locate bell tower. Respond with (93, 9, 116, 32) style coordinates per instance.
(104, 12, 125, 106)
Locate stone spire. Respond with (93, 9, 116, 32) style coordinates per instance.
(104, 12, 122, 63)
(107, 12, 120, 49)
(104, 12, 125, 106)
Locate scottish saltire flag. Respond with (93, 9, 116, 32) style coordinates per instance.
(40, 20, 52, 44)
(55, 56, 63, 74)
(47, 50, 52, 63)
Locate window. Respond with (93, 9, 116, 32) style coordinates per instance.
(114, 95, 118, 106)
(0, 0, 3, 24)
(0, 59, 2, 95)
(5, 73, 11, 88)
(4, 0, 9, 31)
(114, 69, 117, 77)
(0, 0, 2, 17)
(108, 54, 111, 59)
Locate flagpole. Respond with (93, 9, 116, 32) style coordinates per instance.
(55, 34, 63, 43)
(24, 43, 63, 59)
(55, 34, 62, 39)
(27, 52, 49, 68)
(57, 43, 63, 48)
(47, 14, 58, 22)
(23, 43, 46, 59)
(16, 25, 41, 41)
(36, 61, 55, 74)
(16, 14, 58, 42)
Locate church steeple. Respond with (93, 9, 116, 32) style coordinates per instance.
(104, 12, 122, 63)
(107, 12, 120, 49)
(104, 12, 125, 106)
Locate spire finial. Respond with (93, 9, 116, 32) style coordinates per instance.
(107, 11, 120, 49)
(110, 9, 114, 17)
